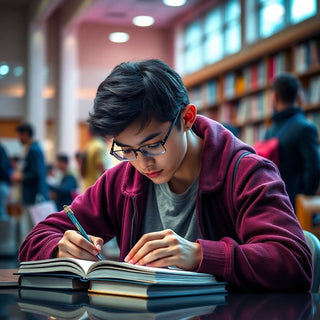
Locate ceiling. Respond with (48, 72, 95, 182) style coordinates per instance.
(81, 0, 201, 27)
(0, 0, 203, 28)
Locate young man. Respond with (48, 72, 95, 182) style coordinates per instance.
(80, 128, 110, 191)
(264, 73, 320, 208)
(19, 59, 312, 292)
(12, 123, 48, 240)
(47, 154, 78, 211)
(0, 138, 12, 220)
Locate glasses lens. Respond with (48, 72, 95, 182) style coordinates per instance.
(140, 143, 166, 156)
(112, 149, 136, 161)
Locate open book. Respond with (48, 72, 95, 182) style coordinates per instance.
(17, 257, 226, 298)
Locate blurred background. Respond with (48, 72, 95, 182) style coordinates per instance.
(0, 0, 319, 262)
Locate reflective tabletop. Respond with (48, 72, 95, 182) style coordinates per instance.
(1, 288, 319, 320)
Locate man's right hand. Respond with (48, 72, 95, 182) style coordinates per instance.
(56, 230, 103, 261)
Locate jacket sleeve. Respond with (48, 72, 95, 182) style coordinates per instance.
(197, 154, 312, 292)
(18, 172, 116, 262)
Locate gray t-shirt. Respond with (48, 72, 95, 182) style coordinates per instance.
(141, 177, 201, 241)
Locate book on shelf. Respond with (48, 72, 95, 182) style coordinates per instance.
(309, 75, 320, 105)
(17, 257, 226, 298)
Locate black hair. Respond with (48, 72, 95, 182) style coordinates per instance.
(273, 73, 301, 104)
(16, 123, 34, 137)
(88, 59, 189, 137)
(56, 153, 69, 164)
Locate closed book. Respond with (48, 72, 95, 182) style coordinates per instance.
(89, 279, 226, 298)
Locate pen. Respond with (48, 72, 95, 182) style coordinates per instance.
(63, 205, 104, 261)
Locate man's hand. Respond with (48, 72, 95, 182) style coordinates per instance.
(55, 230, 103, 261)
(124, 229, 202, 271)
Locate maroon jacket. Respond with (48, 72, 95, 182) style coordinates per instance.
(19, 116, 312, 291)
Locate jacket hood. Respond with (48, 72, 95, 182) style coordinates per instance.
(193, 115, 254, 193)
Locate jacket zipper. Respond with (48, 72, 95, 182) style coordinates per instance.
(130, 196, 137, 249)
(197, 190, 205, 239)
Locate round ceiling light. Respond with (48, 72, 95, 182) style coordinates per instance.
(132, 15, 155, 27)
(109, 32, 130, 43)
(163, 0, 187, 7)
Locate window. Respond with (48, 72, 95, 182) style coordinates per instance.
(291, 0, 317, 23)
(246, 0, 317, 43)
(184, 20, 203, 73)
(259, 0, 285, 38)
(183, 0, 241, 75)
(180, 0, 317, 75)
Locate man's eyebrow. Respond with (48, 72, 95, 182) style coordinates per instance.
(114, 131, 162, 148)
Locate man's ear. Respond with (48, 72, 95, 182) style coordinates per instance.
(182, 104, 197, 130)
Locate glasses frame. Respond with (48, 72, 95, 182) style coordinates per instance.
(110, 110, 181, 161)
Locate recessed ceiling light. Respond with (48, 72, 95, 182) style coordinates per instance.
(0, 63, 10, 76)
(132, 15, 155, 27)
(163, 0, 187, 7)
(109, 32, 130, 43)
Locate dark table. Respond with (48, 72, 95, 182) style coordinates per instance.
(1, 288, 319, 319)
(1, 268, 320, 319)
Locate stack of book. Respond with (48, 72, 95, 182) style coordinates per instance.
(17, 257, 227, 298)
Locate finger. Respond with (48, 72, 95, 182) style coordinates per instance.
(137, 246, 175, 267)
(127, 238, 169, 265)
(89, 236, 104, 253)
(60, 239, 101, 261)
(125, 230, 170, 263)
(60, 230, 101, 260)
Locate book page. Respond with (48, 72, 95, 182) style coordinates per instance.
(70, 258, 97, 274)
(18, 258, 97, 278)
(89, 260, 215, 278)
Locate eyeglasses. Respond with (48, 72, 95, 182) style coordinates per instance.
(110, 110, 181, 161)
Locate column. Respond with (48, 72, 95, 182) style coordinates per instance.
(26, 24, 46, 143)
(57, 28, 78, 158)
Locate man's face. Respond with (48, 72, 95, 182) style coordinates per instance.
(112, 117, 187, 184)
(56, 159, 67, 172)
(17, 132, 30, 145)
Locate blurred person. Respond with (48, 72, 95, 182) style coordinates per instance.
(264, 73, 320, 209)
(74, 151, 84, 178)
(222, 123, 239, 138)
(7, 156, 22, 218)
(46, 163, 59, 202)
(0, 137, 17, 256)
(71, 151, 84, 191)
(47, 154, 78, 211)
(0, 140, 12, 220)
(80, 128, 109, 191)
(11, 123, 48, 239)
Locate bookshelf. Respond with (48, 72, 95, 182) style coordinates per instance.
(184, 18, 320, 146)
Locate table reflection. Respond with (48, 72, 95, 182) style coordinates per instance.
(0, 289, 319, 320)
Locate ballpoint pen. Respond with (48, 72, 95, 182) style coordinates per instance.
(63, 205, 104, 261)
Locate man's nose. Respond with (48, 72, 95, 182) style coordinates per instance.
(136, 151, 155, 167)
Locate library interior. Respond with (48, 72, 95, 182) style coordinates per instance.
(1, 0, 320, 318)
